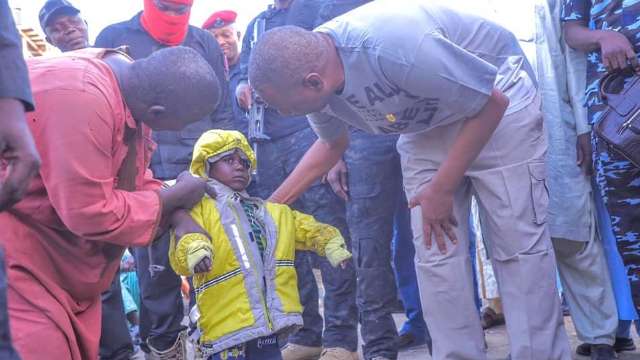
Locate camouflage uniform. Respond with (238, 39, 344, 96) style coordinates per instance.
(561, 0, 640, 312)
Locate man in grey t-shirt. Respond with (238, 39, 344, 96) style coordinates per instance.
(249, 1, 571, 359)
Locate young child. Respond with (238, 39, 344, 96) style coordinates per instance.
(169, 130, 352, 360)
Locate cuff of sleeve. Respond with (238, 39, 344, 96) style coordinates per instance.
(324, 236, 352, 267)
(576, 122, 591, 136)
(187, 246, 213, 274)
(171, 233, 213, 275)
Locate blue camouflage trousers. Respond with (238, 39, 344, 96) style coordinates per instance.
(247, 127, 358, 351)
(593, 133, 640, 312)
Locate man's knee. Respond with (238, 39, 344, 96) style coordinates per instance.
(9, 291, 73, 360)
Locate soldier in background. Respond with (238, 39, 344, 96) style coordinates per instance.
(202, 10, 248, 136)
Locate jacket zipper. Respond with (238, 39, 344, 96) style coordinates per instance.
(230, 202, 273, 331)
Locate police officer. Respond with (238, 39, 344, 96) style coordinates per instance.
(202, 10, 248, 136)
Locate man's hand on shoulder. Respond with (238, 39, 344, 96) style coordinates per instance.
(159, 171, 215, 214)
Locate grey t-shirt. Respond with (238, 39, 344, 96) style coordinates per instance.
(309, 0, 537, 140)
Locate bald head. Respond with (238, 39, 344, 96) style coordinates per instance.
(123, 46, 220, 130)
(249, 26, 327, 93)
(248, 26, 344, 116)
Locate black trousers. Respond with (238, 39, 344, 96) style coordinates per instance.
(99, 271, 134, 360)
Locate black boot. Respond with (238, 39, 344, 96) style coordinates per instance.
(590, 344, 616, 360)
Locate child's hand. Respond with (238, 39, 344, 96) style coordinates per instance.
(325, 237, 352, 268)
(194, 256, 212, 273)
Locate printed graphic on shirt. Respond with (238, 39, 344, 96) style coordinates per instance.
(343, 81, 440, 134)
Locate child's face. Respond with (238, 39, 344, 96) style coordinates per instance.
(208, 152, 251, 191)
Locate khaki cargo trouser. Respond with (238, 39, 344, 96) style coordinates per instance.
(398, 97, 571, 360)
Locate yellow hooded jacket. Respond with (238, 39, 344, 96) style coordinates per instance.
(168, 130, 351, 355)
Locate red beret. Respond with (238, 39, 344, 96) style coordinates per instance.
(202, 10, 237, 30)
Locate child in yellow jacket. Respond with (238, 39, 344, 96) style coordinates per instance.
(169, 130, 352, 360)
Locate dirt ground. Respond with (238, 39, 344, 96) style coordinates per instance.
(394, 315, 640, 360)
(138, 270, 640, 360)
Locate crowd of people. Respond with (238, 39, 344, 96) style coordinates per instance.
(0, 0, 639, 360)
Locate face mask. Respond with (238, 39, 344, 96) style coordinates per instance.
(140, 0, 193, 46)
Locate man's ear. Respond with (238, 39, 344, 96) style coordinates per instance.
(303, 73, 324, 91)
(147, 105, 166, 119)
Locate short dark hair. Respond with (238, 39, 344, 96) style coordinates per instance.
(248, 26, 326, 92)
(129, 46, 221, 123)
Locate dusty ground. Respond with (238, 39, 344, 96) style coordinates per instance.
(138, 270, 640, 359)
(140, 316, 640, 360)
(394, 315, 640, 360)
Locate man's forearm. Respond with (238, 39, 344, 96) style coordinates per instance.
(430, 89, 509, 195)
(563, 21, 604, 52)
(270, 133, 349, 204)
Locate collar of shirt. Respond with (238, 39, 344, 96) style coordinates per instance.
(121, 12, 146, 31)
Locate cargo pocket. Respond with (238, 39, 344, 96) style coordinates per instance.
(528, 162, 549, 225)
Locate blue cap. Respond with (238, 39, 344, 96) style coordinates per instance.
(39, 0, 80, 31)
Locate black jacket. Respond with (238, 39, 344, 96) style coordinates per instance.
(238, 6, 312, 140)
(0, 0, 33, 111)
(95, 13, 234, 180)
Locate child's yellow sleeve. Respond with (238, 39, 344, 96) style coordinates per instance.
(292, 210, 352, 267)
(169, 202, 214, 276)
